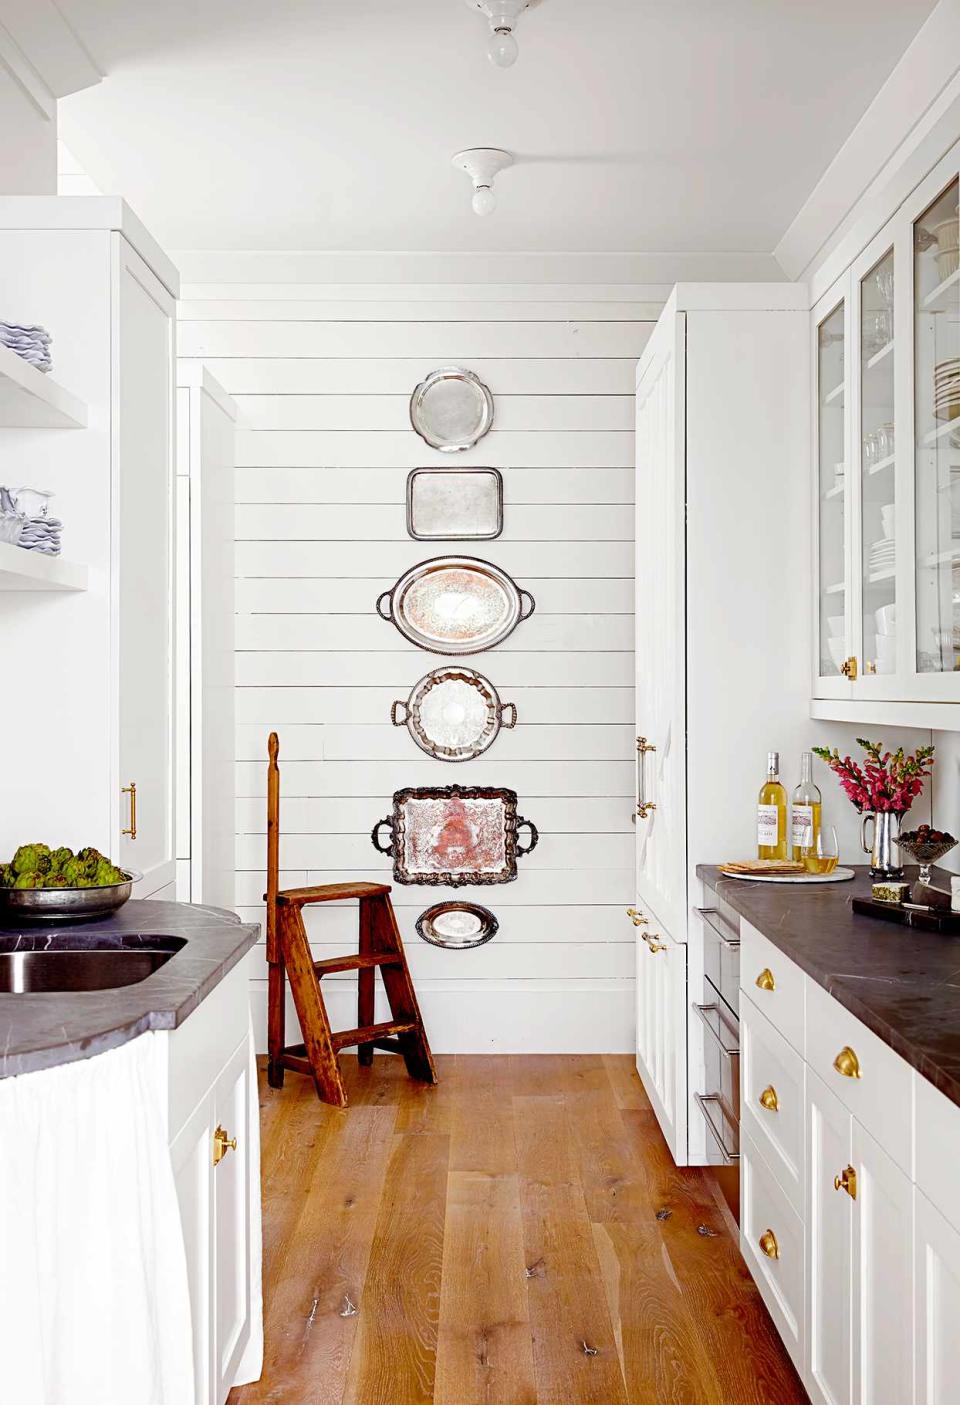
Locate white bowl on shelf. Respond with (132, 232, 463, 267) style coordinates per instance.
(875, 603, 896, 634)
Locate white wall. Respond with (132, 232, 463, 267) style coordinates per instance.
(0, 62, 55, 193)
(177, 259, 661, 1052)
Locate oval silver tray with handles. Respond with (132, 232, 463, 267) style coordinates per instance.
(416, 901, 499, 950)
(371, 785, 538, 886)
(376, 555, 536, 655)
(409, 366, 494, 452)
(391, 666, 517, 762)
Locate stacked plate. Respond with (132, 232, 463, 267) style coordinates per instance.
(0, 321, 52, 372)
(869, 538, 895, 575)
(935, 359, 960, 422)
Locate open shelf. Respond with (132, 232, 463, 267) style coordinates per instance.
(0, 541, 87, 591)
(825, 581, 846, 595)
(865, 339, 894, 371)
(921, 418, 960, 448)
(922, 267, 960, 313)
(0, 343, 87, 429)
(867, 452, 895, 475)
(824, 482, 844, 501)
(823, 381, 845, 406)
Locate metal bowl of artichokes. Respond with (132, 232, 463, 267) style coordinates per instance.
(0, 844, 139, 923)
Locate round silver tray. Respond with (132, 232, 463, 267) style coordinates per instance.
(409, 366, 494, 452)
(416, 901, 499, 950)
(0, 871, 140, 924)
(391, 666, 517, 762)
(376, 555, 535, 655)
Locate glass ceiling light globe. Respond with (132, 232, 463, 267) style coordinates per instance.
(472, 185, 497, 216)
(488, 28, 518, 67)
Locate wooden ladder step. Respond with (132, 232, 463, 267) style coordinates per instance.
(313, 952, 402, 977)
(331, 1020, 416, 1053)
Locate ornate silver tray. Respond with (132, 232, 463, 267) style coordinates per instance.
(409, 366, 494, 452)
(376, 555, 535, 655)
(416, 901, 498, 949)
(371, 786, 538, 886)
(406, 467, 503, 541)
(391, 667, 517, 762)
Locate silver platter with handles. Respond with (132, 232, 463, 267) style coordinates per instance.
(376, 555, 535, 655)
(409, 366, 494, 452)
(391, 666, 517, 762)
(416, 901, 499, 950)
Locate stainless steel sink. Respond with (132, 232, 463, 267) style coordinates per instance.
(0, 935, 185, 993)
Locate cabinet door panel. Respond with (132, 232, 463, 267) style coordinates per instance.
(115, 237, 175, 890)
(214, 1038, 252, 1404)
(851, 1120, 913, 1405)
(916, 1188, 960, 1405)
(171, 1093, 215, 1405)
(635, 914, 687, 1164)
(806, 1069, 853, 1405)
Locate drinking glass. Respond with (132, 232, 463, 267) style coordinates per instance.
(802, 824, 840, 876)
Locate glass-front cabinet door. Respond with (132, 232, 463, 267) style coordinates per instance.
(857, 244, 897, 682)
(914, 177, 960, 684)
(814, 280, 853, 695)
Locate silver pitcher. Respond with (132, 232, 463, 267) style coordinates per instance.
(861, 810, 903, 878)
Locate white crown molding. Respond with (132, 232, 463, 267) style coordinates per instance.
(0, 0, 100, 114)
(775, 0, 960, 288)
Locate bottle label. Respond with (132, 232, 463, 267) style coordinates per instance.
(757, 804, 780, 846)
(792, 805, 814, 850)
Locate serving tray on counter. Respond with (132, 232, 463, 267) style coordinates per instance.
(852, 896, 960, 933)
(720, 867, 855, 885)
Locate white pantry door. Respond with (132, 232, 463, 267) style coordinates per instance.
(634, 310, 687, 939)
(114, 237, 176, 892)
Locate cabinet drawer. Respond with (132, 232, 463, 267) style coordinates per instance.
(740, 921, 804, 1053)
(741, 996, 804, 1214)
(741, 1129, 804, 1371)
(804, 978, 912, 1176)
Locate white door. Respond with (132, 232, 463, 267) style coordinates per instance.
(214, 1038, 252, 1405)
(915, 1188, 960, 1404)
(634, 310, 687, 939)
(171, 1094, 215, 1405)
(851, 1120, 913, 1405)
(114, 236, 176, 893)
(806, 1069, 853, 1405)
(635, 913, 687, 1164)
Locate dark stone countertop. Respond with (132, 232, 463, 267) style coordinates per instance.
(0, 900, 259, 1079)
(698, 864, 960, 1108)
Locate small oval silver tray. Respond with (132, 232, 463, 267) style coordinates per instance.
(0, 870, 140, 924)
(416, 901, 499, 950)
(376, 555, 535, 655)
(391, 667, 517, 762)
(409, 366, 494, 452)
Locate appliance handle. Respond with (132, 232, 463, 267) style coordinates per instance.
(694, 1093, 740, 1163)
(692, 1001, 740, 1058)
(694, 906, 741, 950)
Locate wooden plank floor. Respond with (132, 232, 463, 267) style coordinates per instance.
(229, 1056, 807, 1405)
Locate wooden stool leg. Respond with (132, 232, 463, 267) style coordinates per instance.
(279, 904, 348, 1108)
(356, 896, 375, 1067)
(371, 895, 437, 1085)
(266, 957, 286, 1088)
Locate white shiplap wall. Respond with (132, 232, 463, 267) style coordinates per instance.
(177, 273, 658, 1052)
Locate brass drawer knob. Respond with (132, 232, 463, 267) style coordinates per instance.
(833, 1164, 857, 1199)
(213, 1124, 238, 1167)
(626, 907, 648, 926)
(759, 1085, 779, 1113)
(636, 802, 657, 819)
(841, 656, 858, 681)
(644, 933, 667, 954)
(755, 968, 776, 992)
(758, 1228, 780, 1260)
(833, 1045, 862, 1080)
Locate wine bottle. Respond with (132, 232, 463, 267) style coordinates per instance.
(791, 751, 823, 861)
(757, 751, 788, 860)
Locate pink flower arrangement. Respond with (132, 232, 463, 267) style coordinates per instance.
(812, 738, 935, 814)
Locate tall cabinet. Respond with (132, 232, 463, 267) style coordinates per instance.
(0, 199, 178, 894)
(633, 285, 814, 1166)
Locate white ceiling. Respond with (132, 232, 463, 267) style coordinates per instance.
(56, 0, 937, 253)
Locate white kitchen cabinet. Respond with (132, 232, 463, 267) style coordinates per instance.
(0, 200, 177, 889)
(634, 284, 811, 1165)
(806, 1068, 852, 1405)
(915, 1189, 960, 1404)
(171, 1093, 215, 1405)
(850, 1120, 913, 1405)
(811, 138, 960, 719)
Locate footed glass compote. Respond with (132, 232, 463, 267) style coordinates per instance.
(897, 828, 957, 892)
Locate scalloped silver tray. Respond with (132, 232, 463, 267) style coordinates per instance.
(409, 366, 494, 452)
(391, 666, 517, 762)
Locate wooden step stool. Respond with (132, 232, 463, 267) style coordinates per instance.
(264, 733, 437, 1108)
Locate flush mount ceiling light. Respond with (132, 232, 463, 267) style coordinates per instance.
(463, 0, 541, 68)
(452, 148, 513, 216)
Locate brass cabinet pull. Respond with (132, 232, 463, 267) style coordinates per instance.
(643, 932, 668, 954)
(213, 1124, 238, 1167)
(755, 967, 776, 992)
(758, 1228, 780, 1260)
(759, 1085, 780, 1113)
(121, 781, 137, 839)
(626, 907, 648, 926)
(636, 735, 657, 820)
(841, 656, 858, 681)
(833, 1164, 857, 1199)
(833, 1046, 862, 1080)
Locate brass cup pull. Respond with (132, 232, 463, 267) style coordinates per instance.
(121, 781, 137, 840)
(833, 1045, 862, 1080)
(759, 1085, 779, 1113)
(644, 933, 668, 954)
(213, 1124, 238, 1167)
(755, 967, 776, 992)
(833, 1164, 858, 1199)
(626, 907, 648, 926)
(758, 1228, 780, 1260)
